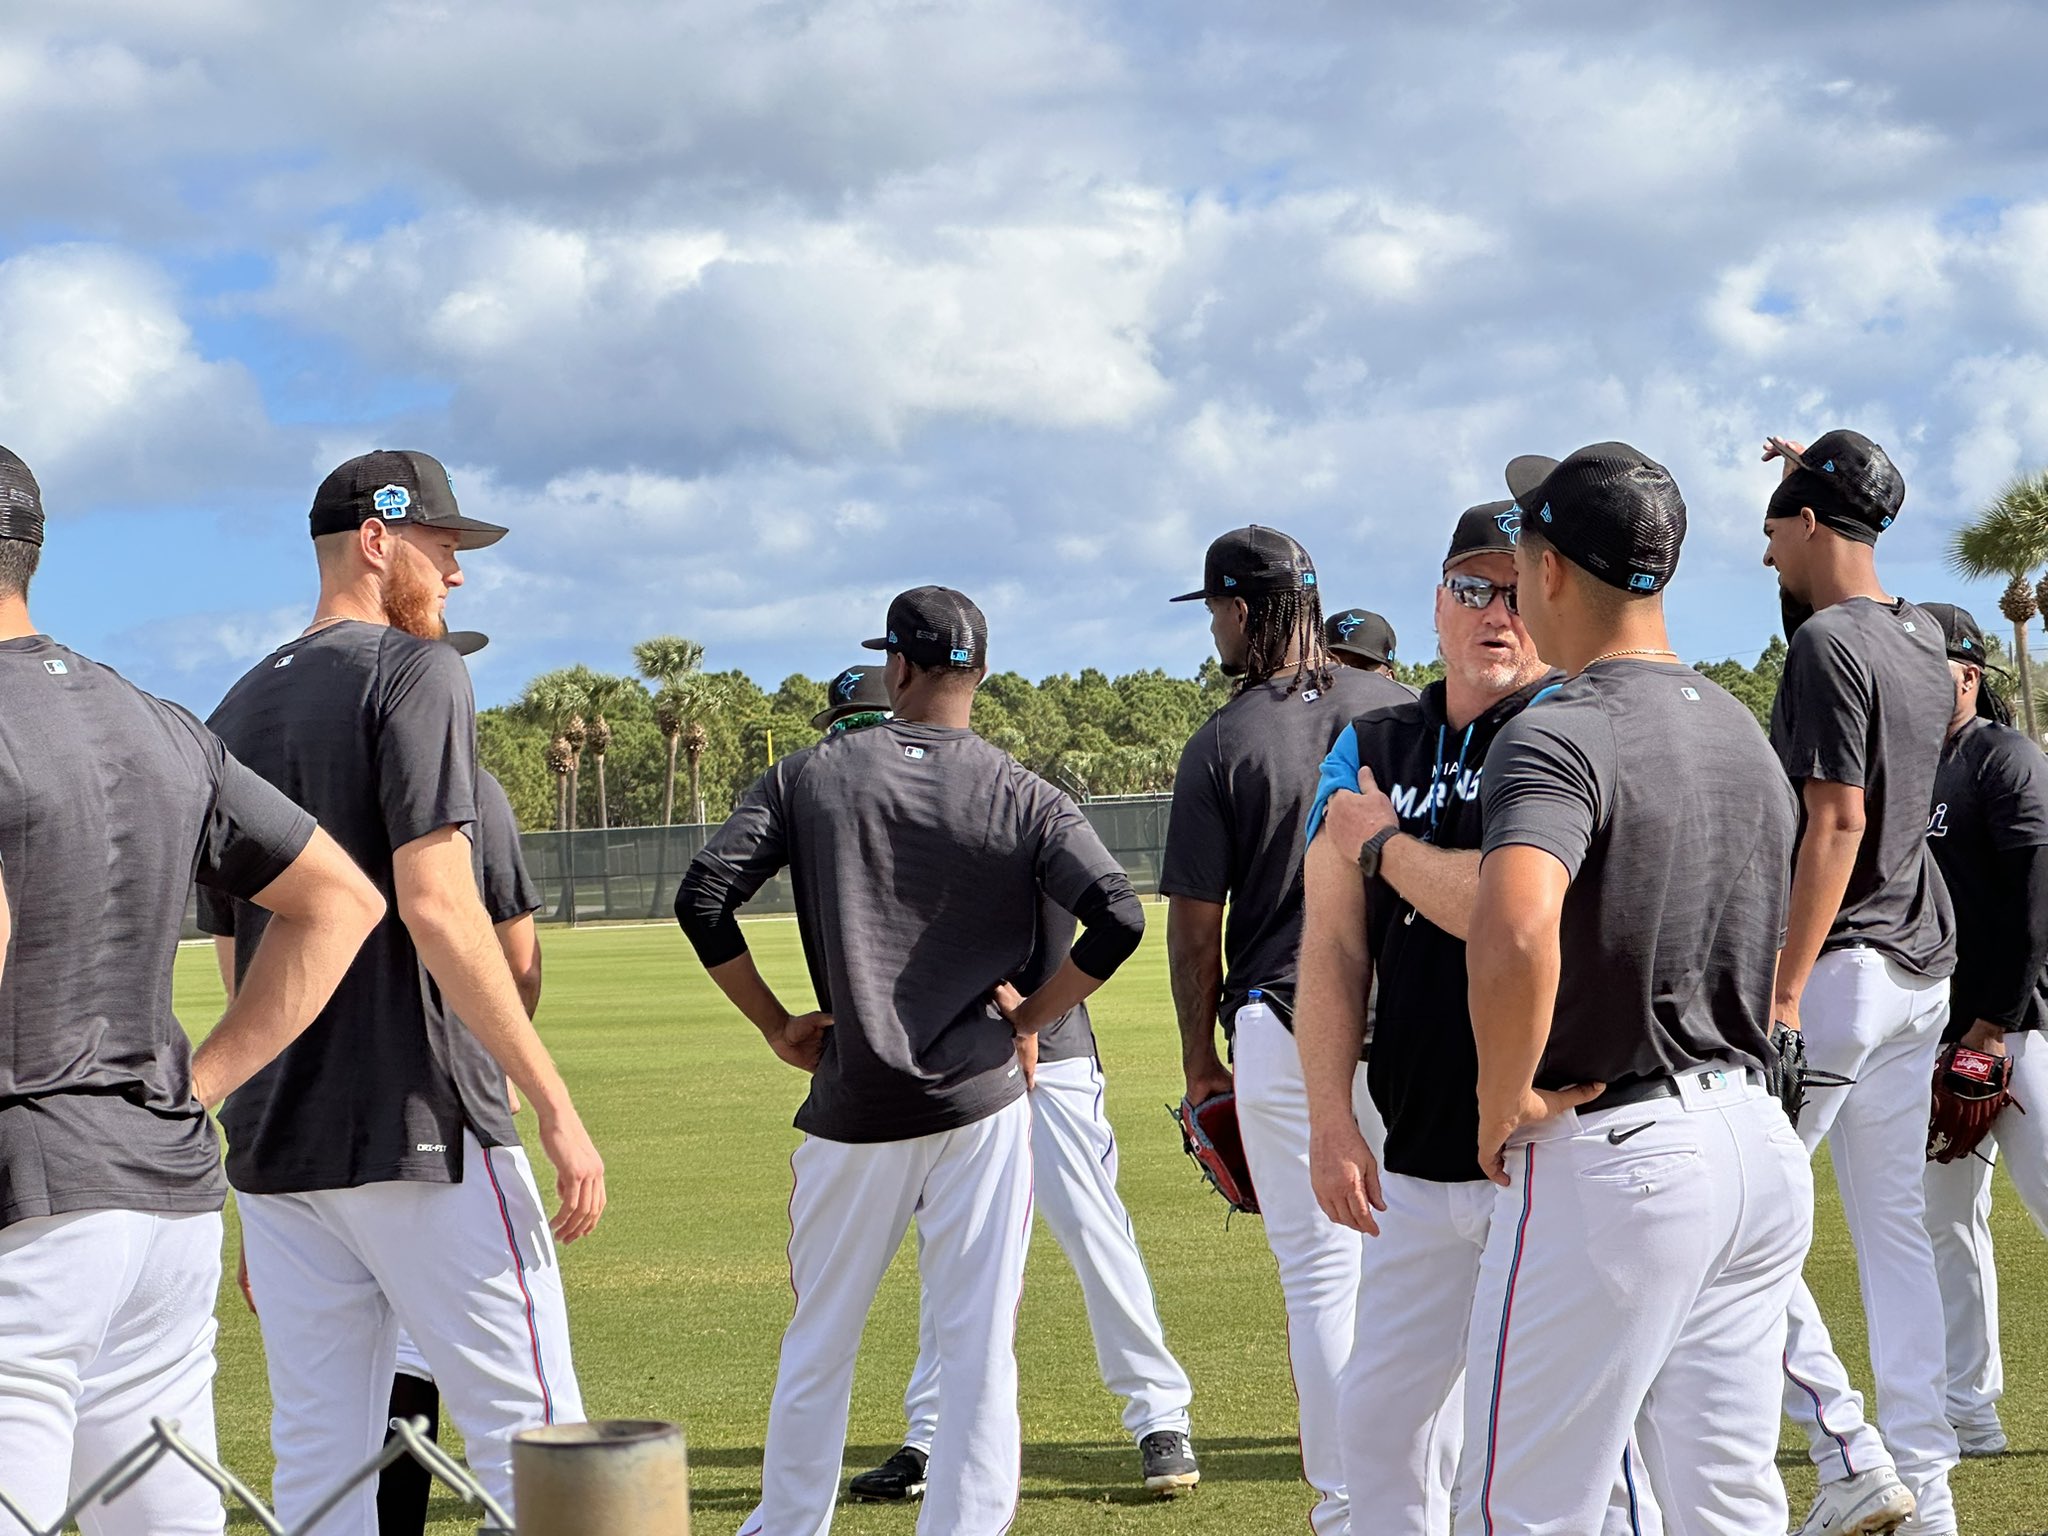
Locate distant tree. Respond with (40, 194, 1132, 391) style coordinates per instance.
(634, 636, 706, 826)
(1950, 472, 2048, 740)
(578, 672, 644, 831)
(520, 669, 594, 828)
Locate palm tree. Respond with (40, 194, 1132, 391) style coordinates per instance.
(545, 734, 576, 830)
(663, 674, 731, 825)
(1949, 472, 2048, 740)
(577, 672, 643, 830)
(634, 636, 706, 826)
(520, 670, 594, 828)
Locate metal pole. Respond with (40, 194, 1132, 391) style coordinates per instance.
(513, 1421, 690, 1534)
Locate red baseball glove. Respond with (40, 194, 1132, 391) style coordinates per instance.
(1171, 1091, 1258, 1215)
(1927, 1044, 2020, 1164)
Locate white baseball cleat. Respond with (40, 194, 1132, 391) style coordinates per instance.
(1792, 1466, 1916, 1535)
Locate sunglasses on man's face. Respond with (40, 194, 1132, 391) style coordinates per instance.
(1444, 573, 1519, 615)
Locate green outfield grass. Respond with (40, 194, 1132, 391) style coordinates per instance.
(176, 915, 2048, 1533)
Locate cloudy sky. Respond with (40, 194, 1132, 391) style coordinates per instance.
(9, 0, 2048, 710)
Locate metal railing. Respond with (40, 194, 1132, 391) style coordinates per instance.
(0, 1417, 511, 1536)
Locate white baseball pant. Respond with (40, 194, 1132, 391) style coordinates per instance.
(1780, 947, 1958, 1528)
(1923, 1029, 2048, 1440)
(1340, 1171, 1662, 1535)
(0, 1209, 225, 1536)
(902, 1054, 1191, 1452)
(1232, 998, 1384, 1536)
(740, 1094, 1034, 1536)
(239, 1131, 581, 1534)
(1458, 1070, 1812, 1536)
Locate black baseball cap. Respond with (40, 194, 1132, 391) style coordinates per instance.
(444, 631, 489, 657)
(862, 586, 988, 669)
(1324, 608, 1397, 665)
(309, 450, 507, 550)
(1444, 500, 1520, 572)
(1170, 525, 1317, 603)
(1766, 429, 1904, 546)
(1504, 442, 1687, 595)
(1922, 602, 2010, 720)
(812, 664, 892, 729)
(0, 446, 44, 547)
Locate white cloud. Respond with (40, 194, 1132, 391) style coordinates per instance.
(16, 0, 2048, 702)
(0, 245, 273, 506)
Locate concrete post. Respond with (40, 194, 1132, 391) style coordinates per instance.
(512, 1420, 690, 1534)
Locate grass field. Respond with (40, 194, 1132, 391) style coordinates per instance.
(175, 913, 2048, 1534)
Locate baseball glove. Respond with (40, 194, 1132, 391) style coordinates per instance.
(1928, 1044, 2020, 1164)
(1767, 1022, 1854, 1129)
(1170, 1092, 1258, 1215)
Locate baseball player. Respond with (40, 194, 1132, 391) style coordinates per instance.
(675, 586, 1147, 1536)
(815, 662, 892, 734)
(1323, 608, 1405, 682)
(1916, 603, 2048, 1460)
(219, 634, 547, 1536)
(1163, 527, 1408, 1534)
(809, 668, 1197, 1502)
(0, 445, 381, 1535)
(1453, 441, 1811, 1532)
(1762, 431, 1960, 1536)
(199, 450, 605, 1533)
(1297, 504, 1656, 1533)
(385, 626, 545, 1536)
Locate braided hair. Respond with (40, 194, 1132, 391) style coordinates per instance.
(1240, 586, 1336, 696)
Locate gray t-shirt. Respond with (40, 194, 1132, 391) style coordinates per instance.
(1482, 660, 1796, 1089)
(1770, 597, 1957, 978)
(1162, 666, 1412, 1030)
(200, 620, 488, 1193)
(0, 636, 314, 1229)
(686, 720, 1130, 1142)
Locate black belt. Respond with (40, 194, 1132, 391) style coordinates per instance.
(1580, 1066, 1764, 1114)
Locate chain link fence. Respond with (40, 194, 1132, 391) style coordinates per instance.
(0, 1416, 510, 1536)
(518, 793, 1173, 926)
(180, 796, 1173, 936)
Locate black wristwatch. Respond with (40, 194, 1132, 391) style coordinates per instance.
(1357, 825, 1399, 878)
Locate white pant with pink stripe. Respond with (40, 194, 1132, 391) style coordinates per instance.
(741, 1094, 1034, 1536)
(1457, 1073, 1812, 1536)
(238, 1130, 581, 1533)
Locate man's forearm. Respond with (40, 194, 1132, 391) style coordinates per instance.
(1166, 906, 1226, 1072)
(1012, 956, 1107, 1034)
(706, 950, 795, 1039)
(1297, 841, 1371, 1126)
(1379, 839, 1482, 940)
(1777, 822, 1861, 1011)
(411, 897, 575, 1118)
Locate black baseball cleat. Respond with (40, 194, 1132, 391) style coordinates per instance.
(848, 1445, 928, 1502)
(1140, 1430, 1200, 1495)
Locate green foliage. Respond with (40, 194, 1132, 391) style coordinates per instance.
(1690, 635, 1785, 729)
(1949, 472, 2048, 580)
(478, 630, 1809, 828)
